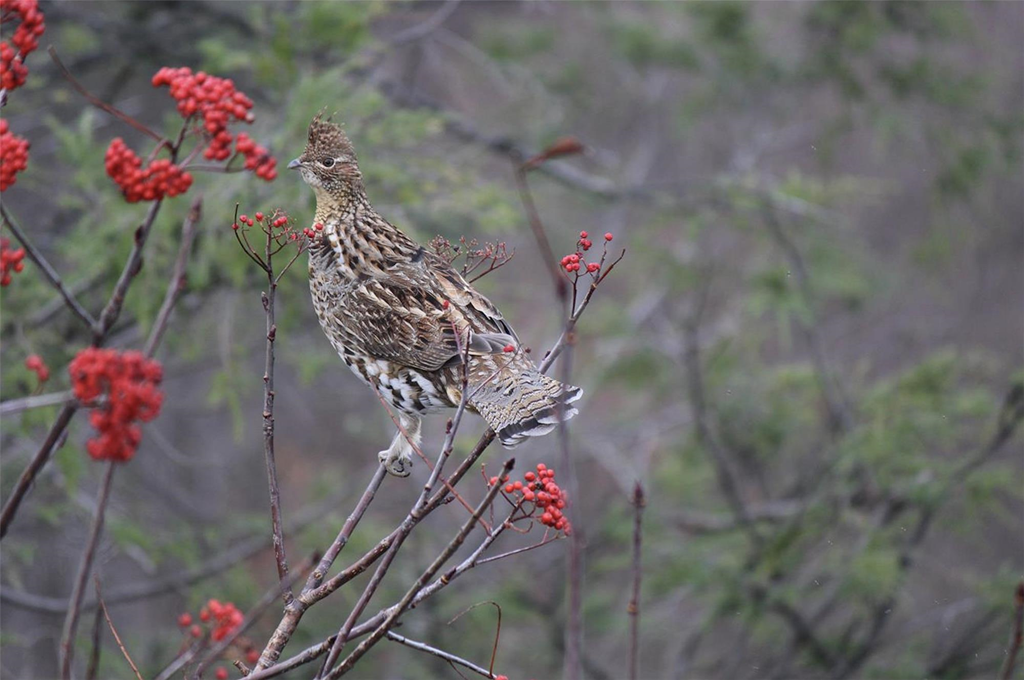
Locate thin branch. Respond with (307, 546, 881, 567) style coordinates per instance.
(325, 457, 516, 678)
(0, 390, 75, 416)
(316, 387, 474, 676)
(85, 604, 104, 680)
(1, 203, 97, 329)
(143, 196, 202, 357)
(49, 46, 163, 141)
(386, 631, 497, 679)
(95, 578, 145, 680)
(0, 402, 79, 539)
(260, 229, 291, 602)
(245, 498, 521, 680)
(628, 482, 645, 680)
(447, 602, 502, 676)
(256, 466, 386, 669)
(59, 460, 117, 680)
(513, 164, 566, 299)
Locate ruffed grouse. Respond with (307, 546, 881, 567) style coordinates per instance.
(289, 115, 581, 476)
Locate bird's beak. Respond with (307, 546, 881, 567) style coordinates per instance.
(287, 158, 302, 170)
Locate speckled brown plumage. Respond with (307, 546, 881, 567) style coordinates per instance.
(290, 114, 581, 476)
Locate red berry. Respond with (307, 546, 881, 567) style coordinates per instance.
(513, 481, 523, 490)
(587, 263, 599, 273)
(579, 231, 588, 239)
(246, 649, 260, 664)
(216, 668, 229, 680)
(504, 483, 514, 493)
(190, 625, 202, 638)
(177, 613, 192, 627)
(503, 344, 515, 353)
(441, 299, 450, 309)
(524, 471, 536, 482)
(604, 232, 613, 241)
(489, 476, 498, 486)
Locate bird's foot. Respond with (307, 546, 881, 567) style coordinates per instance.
(378, 447, 413, 477)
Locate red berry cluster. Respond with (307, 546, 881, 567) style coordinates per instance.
(235, 132, 277, 181)
(105, 138, 193, 203)
(201, 599, 244, 642)
(178, 602, 256, 678)
(492, 463, 572, 534)
(0, 118, 30, 191)
(301, 221, 324, 239)
(24, 354, 48, 382)
(0, 236, 25, 286)
(69, 348, 164, 462)
(0, 0, 45, 92)
(560, 231, 613, 277)
(151, 67, 276, 180)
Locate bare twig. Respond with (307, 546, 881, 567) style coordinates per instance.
(49, 46, 163, 141)
(1, 402, 79, 538)
(256, 466, 386, 669)
(259, 222, 291, 602)
(143, 196, 202, 357)
(246, 497, 527, 680)
(447, 601, 502, 676)
(325, 458, 516, 678)
(0, 203, 97, 329)
(59, 460, 117, 680)
(628, 482, 645, 680)
(0, 390, 75, 416)
(95, 578, 145, 680)
(513, 163, 566, 299)
(316, 387, 474, 676)
(386, 631, 497, 679)
(85, 605, 104, 680)
(1000, 581, 1024, 680)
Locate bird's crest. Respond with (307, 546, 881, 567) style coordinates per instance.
(305, 111, 355, 159)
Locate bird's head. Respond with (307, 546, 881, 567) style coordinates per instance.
(288, 113, 362, 199)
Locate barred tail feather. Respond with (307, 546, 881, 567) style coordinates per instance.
(472, 372, 583, 448)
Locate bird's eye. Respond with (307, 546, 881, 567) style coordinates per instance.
(321, 158, 336, 168)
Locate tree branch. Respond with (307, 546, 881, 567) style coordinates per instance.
(0, 203, 98, 329)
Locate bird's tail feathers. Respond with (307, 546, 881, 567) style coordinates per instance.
(471, 372, 583, 448)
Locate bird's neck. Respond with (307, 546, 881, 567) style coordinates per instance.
(309, 190, 419, 280)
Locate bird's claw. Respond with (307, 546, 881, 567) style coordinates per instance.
(379, 448, 413, 477)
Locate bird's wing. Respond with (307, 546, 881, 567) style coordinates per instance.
(423, 252, 519, 341)
(334, 259, 514, 373)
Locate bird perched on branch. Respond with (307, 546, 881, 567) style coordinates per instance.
(289, 114, 581, 476)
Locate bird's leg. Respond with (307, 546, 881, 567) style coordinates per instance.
(378, 413, 421, 477)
